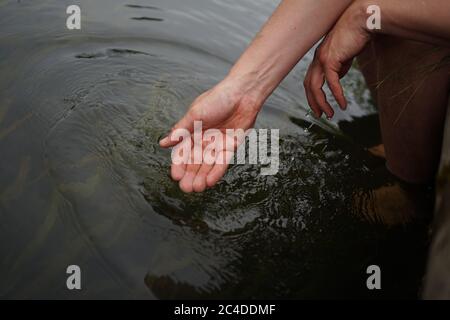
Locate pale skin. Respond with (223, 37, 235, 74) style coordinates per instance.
(160, 0, 450, 193)
(305, 0, 450, 117)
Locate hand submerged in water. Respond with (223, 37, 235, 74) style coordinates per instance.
(158, 0, 375, 193)
(159, 78, 262, 193)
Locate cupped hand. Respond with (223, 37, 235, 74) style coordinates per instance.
(159, 80, 262, 193)
(304, 3, 371, 118)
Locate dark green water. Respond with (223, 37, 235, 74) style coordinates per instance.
(0, 0, 432, 299)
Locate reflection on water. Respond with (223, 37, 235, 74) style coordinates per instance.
(0, 0, 432, 299)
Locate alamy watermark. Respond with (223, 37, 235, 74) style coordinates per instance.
(66, 5, 81, 30)
(366, 5, 381, 30)
(366, 265, 381, 290)
(66, 265, 81, 290)
(170, 121, 279, 176)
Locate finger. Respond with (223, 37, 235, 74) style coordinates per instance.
(179, 163, 201, 193)
(159, 112, 195, 148)
(310, 67, 334, 119)
(325, 68, 347, 110)
(169, 137, 191, 181)
(304, 79, 323, 118)
(206, 150, 233, 187)
(171, 162, 186, 181)
(179, 140, 202, 193)
(193, 163, 214, 192)
(304, 64, 323, 118)
(192, 138, 217, 192)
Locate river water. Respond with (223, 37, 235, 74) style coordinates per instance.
(0, 0, 432, 299)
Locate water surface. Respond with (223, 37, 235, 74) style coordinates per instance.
(0, 0, 431, 299)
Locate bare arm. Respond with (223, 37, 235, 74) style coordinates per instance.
(226, 0, 354, 106)
(368, 0, 450, 46)
(160, 0, 354, 193)
(303, 0, 450, 119)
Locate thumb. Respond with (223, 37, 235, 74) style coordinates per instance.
(159, 112, 195, 148)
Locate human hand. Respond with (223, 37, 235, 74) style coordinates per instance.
(304, 1, 371, 118)
(159, 79, 262, 193)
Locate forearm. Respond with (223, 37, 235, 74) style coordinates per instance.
(359, 0, 450, 46)
(224, 0, 354, 105)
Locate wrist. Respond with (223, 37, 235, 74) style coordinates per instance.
(220, 71, 270, 111)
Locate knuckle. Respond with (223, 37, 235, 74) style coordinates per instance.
(317, 52, 328, 65)
(311, 86, 321, 95)
(303, 79, 309, 89)
(190, 106, 203, 120)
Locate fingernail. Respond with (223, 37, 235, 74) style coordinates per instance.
(160, 136, 169, 145)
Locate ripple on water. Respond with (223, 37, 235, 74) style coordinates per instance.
(33, 36, 392, 298)
(0, 0, 431, 300)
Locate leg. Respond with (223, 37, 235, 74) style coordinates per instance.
(351, 37, 448, 225)
(358, 35, 450, 183)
